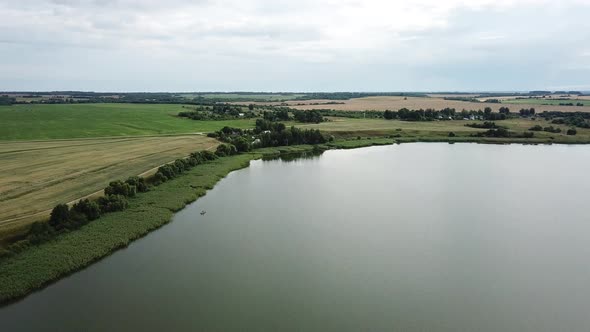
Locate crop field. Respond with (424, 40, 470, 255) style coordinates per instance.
(179, 93, 306, 101)
(0, 135, 218, 233)
(500, 98, 590, 106)
(295, 117, 590, 142)
(0, 103, 255, 140)
(242, 96, 589, 113)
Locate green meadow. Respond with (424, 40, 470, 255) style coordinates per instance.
(0, 103, 255, 141)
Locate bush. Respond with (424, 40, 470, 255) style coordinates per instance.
(567, 128, 577, 135)
(72, 199, 101, 221)
(68, 210, 89, 229)
(201, 150, 218, 161)
(154, 171, 168, 183)
(105, 180, 136, 197)
(27, 222, 55, 245)
(98, 195, 129, 213)
(215, 143, 237, 157)
(448, 132, 456, 137)
(126, 176, 149, 193)
(529, 125, 543, 131)
(49, 204, 70, 230)
(543, 126, 561, 133)
(232, 137, 252, 152)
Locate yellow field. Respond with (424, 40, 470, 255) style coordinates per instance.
(243, 96, 589, 113)
(0, 135, 218, 231)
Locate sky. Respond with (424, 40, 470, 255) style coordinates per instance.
(1, 0, 589, 92)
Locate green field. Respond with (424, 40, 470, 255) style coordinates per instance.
(501, 98, 590, 106)
(0, 104, 255, 140)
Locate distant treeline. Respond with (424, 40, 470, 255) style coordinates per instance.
(0, 95, 16, 105)
(539, 111, 590, 128)
(262, 109, 325, 123)
(178, 104, 255, 120)
(292, 92, 428, 100)
(383, 107, 510, 121)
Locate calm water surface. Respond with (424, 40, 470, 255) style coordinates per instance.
(2, 143, 590, 331)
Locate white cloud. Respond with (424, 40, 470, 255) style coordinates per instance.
(0, 0, 589, 91)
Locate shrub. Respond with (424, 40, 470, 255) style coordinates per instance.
(201, 150, 218, 161)
(72, 199, 101, 221)
(154, 171, 168, 183)
(27, 222, 55, 245)
(567, 128, 577, 135)
(49, 204, 70, 230)
(67, 210, 89, 229)
(529, 125, 543, 131)
(448, 132, 456, 137)
(126, 176, 149, 193)
(98, 195, 129, 213)
(216, 143, 238, 157)
(232, 137, 252, 152)
(543, 126, 561, 133)
(105, 180, 136, 197)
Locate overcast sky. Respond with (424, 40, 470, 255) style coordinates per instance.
(1, 0, 589, 92)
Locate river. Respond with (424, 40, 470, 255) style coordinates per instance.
(2, 143, 590, 331)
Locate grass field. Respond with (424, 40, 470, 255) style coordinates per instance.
(240, 96, 590, 113)
(0, 103, 255, 140)
(0, 135, 218, 234)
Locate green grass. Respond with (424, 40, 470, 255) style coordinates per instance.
(501, 98, 590, 106)
(0, 153, 260, 304)
(0, 104, 255, 140)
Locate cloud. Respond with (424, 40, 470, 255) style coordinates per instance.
(0, 0, 589, 91)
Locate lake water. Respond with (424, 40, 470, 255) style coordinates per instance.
(2, 143, 590, 331)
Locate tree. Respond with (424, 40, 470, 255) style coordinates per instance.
(215, 143, 237, 157)
(72, 199, 101, 221)
(233, 137, 251, 152)
(105, 180, 136, 197)
(248, 104, 254, 111)
(383, 110, 395, 120)
(567, 128, 577, 135)
(98, 195, 129, 213)
(49, 204, 70, 229)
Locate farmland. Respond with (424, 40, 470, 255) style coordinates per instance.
(0, 103, 255, 140)
(241, 96, 590, 113)
(0, 135, 219, 235)
(295, 117, 590, 143)
(500, 98, 590, 106)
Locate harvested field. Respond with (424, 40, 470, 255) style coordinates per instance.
(0, 135, 218, 231)
(294, 117, 590, 142)
(241, 96, 590, 113)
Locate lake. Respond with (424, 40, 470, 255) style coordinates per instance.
(2, 143, 590, 331)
